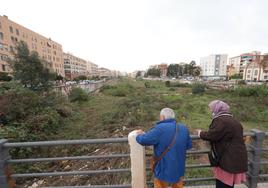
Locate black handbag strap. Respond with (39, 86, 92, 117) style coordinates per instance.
(210, 139, 232, 163)
(154, 123, 179, 163)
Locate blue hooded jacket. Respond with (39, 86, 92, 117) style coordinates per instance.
(136, 118, 192, 183)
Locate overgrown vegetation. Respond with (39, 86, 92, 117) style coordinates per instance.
(100, 83, 135, 97)
(0, 72, 12, 81)
(232, 85, 268, 97)
(69, 87, 89, 102)
(192, 83, 206, 94)
(0, 42, 73, 143)
(165, 81, 190, 88)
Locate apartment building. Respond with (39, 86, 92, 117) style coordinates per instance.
(63, 53, 87, 80)
(98, 67, 112, 77)
(87, 61, 99, 77)
(228, 56, 241, 76)
(157, 63, 168, 77)
(200, 54, 228, 79)
(0, 15, 64, 76)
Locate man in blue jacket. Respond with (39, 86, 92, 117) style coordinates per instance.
(136, 108, 192, 188)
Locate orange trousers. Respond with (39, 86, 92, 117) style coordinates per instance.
(154, 178, 184, 188)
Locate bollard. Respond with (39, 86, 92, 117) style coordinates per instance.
(128, 130, 147, 188)
(0, 139, 10, 188)
(247, 129, 265, 188)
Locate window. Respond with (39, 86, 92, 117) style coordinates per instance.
(254, 70, 258, 76)
(1, 54, 8, 61)
(247, 70, 251, 73)
(264, 75, 268, 79)
(9, 26, 13, 33)
(0, 32, 3, 40)
(0, 21, 2, 29)
(10, 46, 14, 52)
(247, 75, 250, 78)
(16, 29, 20, 36)
(2, 64, 6, 71)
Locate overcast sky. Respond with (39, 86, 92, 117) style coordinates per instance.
(1, 0, 268, 72)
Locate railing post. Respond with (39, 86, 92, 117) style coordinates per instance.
(247, 129, 265, 188)
(0, 139, 10, 188)
(128, 131, 147, 188)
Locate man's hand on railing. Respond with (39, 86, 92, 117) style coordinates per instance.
(136, 129, 145, 135)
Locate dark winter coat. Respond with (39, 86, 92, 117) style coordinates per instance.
(200, 113, 248, 173)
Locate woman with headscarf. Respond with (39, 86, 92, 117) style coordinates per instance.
(197, 100, 248, 188)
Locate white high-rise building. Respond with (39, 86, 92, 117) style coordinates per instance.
(200, 54, 228, 79)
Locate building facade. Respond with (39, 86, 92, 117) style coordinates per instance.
(200, 54, 228, 79)
(228, 56, 241, 76)
(0, 15, 64, 76)
(157, 63, 168, 77)
(243, 54, 268, 82)
(63, 53, 88, 80)
(98, 67, 111, 78)
(240, 51, 261, 78)
(87, 61, 99, 77)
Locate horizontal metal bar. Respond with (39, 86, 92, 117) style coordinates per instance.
(260, 161, 268, 165)
(3, 132, 261, 148)
(259, 174, 268, 178)
(12, 168, 131, 178)
(186, 164, 211, 168)
(185, 177, 215, 182)
(262, 148, 268, 152)
(145, 149, 210, 157)
(4, 138, 128, 148)
(243, 132, 255, 137)
(8, 154, 130, 164)
(41, 185, 131, 188)
(187, 149, 209, 155)
(190, 135, 200, 140)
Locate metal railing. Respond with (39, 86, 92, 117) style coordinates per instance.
(0, 129, 267, 188)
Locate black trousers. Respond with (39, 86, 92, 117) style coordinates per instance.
(216, 179, 234, 188)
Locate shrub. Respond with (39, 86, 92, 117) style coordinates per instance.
(0, 83, 72, 142)
(69, 87, 88, 102)
(192, 83, 206, 94)
(0, 72, 12, 81)
(237, 80, 246, 85)
(101, 83, 135, 97)
(74, 75, 87, 81)
(144, 81, 150, 88)
(234, 85, 268, 97)
(172, 82, 190, 87)
(165, 81, 170, 87)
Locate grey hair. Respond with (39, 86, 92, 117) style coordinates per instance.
(160, 108, 175, 119)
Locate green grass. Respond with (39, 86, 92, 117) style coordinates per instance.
(57, 78, 268, 141)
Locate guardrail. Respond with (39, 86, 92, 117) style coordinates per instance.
(0, 129, 267, 188)
(54, 79, 108, 95)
